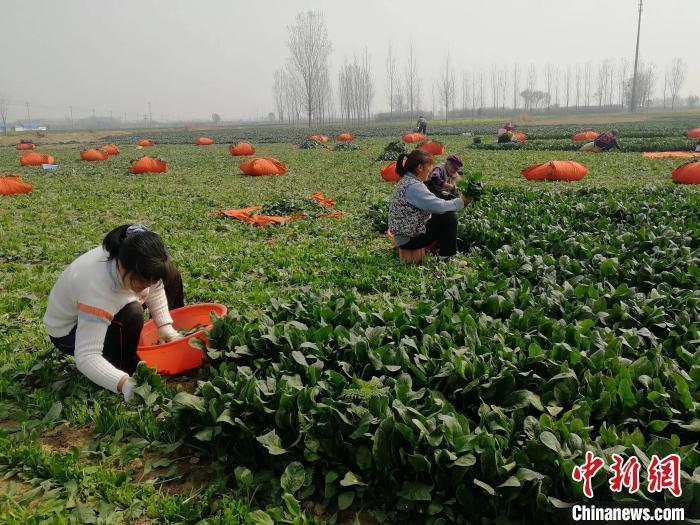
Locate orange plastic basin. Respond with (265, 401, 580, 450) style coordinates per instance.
(136, 303, 227, 375)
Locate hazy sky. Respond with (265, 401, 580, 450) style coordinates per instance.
(3, 0, 698, 122)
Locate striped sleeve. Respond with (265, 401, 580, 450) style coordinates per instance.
(74, 318, 128, 393)
(144, 281, 173, 328)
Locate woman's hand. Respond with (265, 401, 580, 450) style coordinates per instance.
(444, 183, 456, 192)
(461, 194, 473, 207)
(158, 323, 184, 343)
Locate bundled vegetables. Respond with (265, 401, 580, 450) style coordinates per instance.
(457, 172, 484, 201)
(259, 197, 328, 218)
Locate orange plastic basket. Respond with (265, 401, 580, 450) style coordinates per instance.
(136, 303, 227, 375)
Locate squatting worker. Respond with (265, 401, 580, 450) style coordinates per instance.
(388, 149, 472, 261)
(43, 224, 185, 402)
(426, 154, 463, 198)
(580, 129, 620, 153)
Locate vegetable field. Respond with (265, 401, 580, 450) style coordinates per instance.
(0, 120, 698, 524)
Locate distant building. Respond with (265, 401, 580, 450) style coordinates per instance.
(14, 121, 48, 132)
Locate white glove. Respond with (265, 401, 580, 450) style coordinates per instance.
(122, 378, 135, 403)
(158, 323, 183, 343)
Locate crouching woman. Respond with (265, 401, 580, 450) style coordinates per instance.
(44, 224, 185, 402)
(388, 150, 472, 260)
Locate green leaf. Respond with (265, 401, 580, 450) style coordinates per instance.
(248, 510, 274, 525)
(397, 482, 433, 501)
(256, 430, 287, 455)
(473, 479, 496, 496)
(281, 462, 306, 495)
(340, 471, 365, 487)
(172, 392, 205, 413)
(540, 431, 561, 454)
(42, 401, 63, 424)
(194, 427, 214, 442)
(338, 491, 355, 511)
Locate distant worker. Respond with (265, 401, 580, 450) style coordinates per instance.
(497, 122, 517, 143)
(426, 155, 463, 199)
(416, 115, 428, 134)
(580, 130, 620, 153)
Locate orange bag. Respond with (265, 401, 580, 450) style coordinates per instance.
(130, 156, 168, 174)
(308, 134, 329, 144)
(402, 133, 426, 143)
(687, 128, 700, 138)
(336, 133, 354, 142)
(16, 143, 36, 151)
(641, 152, 700, 159)
(513, 132, 527, 142)
(20, 153, 54, 166)
(137, 139, 155, 147)
(80, 148, 109, 161)
(522, 161, 588, 181)
(419, 141, 446, 156)
(228, 142, 256, 156)
(0, 174, 32, 195)
(380, 161, 400, 182)
(672, 161, 700, 184)
(310, 192, 335, 207)
(572, 131, 599, 142)
(239, 157, 287, 176)
(195, 136, 215, 145)
(101, 144, 120, 156)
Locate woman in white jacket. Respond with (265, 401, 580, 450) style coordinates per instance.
(44, 224, 184, 402)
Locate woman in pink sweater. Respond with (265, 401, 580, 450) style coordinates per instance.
(44, 224, 185, 402)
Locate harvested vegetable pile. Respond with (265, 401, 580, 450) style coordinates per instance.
(376, 140, 408, 161)
(298, 138, 326, 150)
(333, 142, 361, 152)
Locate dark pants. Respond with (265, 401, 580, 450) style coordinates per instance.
(399, 211, 458, 257)
(418, 124, 427, 134)
(50, 271, 185, 375)
(425, 180, 458, 201)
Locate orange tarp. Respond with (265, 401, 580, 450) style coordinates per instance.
(215, 193, 342, 226)
(641, 152, 700, 159)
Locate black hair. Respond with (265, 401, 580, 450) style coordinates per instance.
(102, 224, 176, 284)
(395, 149, 434, 177)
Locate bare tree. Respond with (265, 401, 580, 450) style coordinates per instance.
(574, 64, 582, 108)
(490, 65, 499, 112)
(477, 68, 485, 110)
(524, 65, 536, 112)
(385, 43, 397, 117)
(461, 71, 470, 113)
(0, 93, 8, 134)
(338, 49, 374, 122)
(564, 65, 572, 108)
(499, 67, 508, 113)
(583, 62, 592, 107)
(405, 44, 420, 119)
(617, 59, 629, 110)
(606, 61, 616, 106)
(438, 54, 456, 120)
(286, 11, 332, 127)
(273, 70, 286, 123)
(668, 58, 687, 110)
(596, 60, 611, 108)
(512, 63, 520, 112)
(544, 63, 554, 111)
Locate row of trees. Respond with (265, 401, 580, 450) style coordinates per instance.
(271, 11, 694, 126)
(430, 58, 689, 119)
